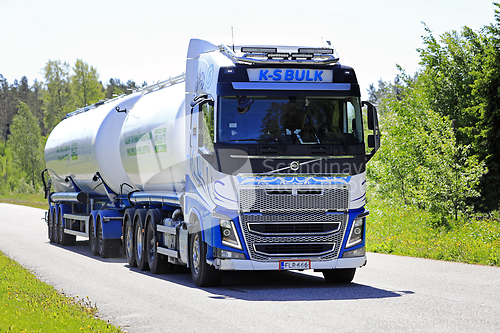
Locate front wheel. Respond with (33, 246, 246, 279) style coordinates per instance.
(322, 268, 356, 283)
(189, 231, 223, 287)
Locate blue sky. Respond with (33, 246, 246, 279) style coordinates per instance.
(0, 0, 495, 97)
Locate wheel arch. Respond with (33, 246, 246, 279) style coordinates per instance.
(188, 207, 204, 241)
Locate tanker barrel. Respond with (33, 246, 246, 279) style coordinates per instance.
(50, 191, 88, 203)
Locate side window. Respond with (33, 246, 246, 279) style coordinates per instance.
(199, 102, 215, 153)
(346, 101, 356, 134)
(347, 98, 363, 143)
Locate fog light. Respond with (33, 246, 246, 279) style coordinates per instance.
(218, 249, 246, 259)
(343, 246, 366, 258)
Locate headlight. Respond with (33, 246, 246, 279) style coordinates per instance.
(220, 219, 243, 250)
(346, 217, 365, 248)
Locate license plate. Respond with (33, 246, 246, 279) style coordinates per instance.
(279, 260, 311, 270)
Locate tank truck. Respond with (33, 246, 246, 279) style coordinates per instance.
(42, 39, 380, 286)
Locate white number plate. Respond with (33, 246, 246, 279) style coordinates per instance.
(279, 260, 311, 270)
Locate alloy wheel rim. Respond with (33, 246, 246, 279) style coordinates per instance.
(192, 234, 200, 274)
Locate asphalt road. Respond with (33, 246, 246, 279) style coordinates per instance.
(1, 203, 499, 332)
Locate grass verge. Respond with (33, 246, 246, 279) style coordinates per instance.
(366, 193, 500, 266)
(0, 193, 47, 210)
(0, 251, 122, 332)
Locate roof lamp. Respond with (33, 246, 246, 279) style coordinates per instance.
(291, 53, 314, 59)
(267, 53, 290, 59)
(298, 48, 334, 54)
(241, 47, 278, 53)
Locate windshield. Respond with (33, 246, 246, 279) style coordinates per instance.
(218, 96, 363, 144)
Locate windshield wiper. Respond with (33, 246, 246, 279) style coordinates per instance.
(225, 137, 287, 153)
(328, 137, 350, 153)
(225, 139, 260, 142)
(274, 137, 287, 153)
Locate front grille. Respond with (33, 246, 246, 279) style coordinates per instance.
(238, 184, 349, 261)
(239, 185, 349, 212)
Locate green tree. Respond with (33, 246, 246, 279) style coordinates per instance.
(392, 7, 500, 213)
(0, 145, 32, 194)
(42, 60, 71, 133)
(469, 3, 500, 212)
(104, 78, 138, 99)
(369, 72, 486, 224)
(18, 76, 30, 105)
(8, 102, 44, 190)
(29, 79, 45, 133)
(71, 59, 104, 108)
(417, 23, 484, 150)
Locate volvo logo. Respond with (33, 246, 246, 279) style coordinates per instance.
(290, 161, 300, 171)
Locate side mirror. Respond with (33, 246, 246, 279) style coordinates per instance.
(363, 101, 377, 130)
(368, 134, 375, 148)
(362, 101, 380, 161)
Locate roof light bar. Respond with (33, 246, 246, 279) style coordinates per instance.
(298, 48, 334, 54)
(241, 47, 277, 53)
(220, 44, 339, 65)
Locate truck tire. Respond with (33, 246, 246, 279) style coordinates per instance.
(89, 214, 99, 256)
(53, 206, 61, 244)
(123, 211, 136, 267)
(189, 230, 223, 287)
(97, 217, 121, 258)
(48, 208, 56, 243)
(134, 209, 149, 271)
(146, 219, 170, 274)
(58, 209, 76, 246)
(322, 268, 356, 283)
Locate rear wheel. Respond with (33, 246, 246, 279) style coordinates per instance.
(97, 217, 121, 258)
(54, 208, 61, 244)
(190, 230, 223, 287)
(146, 219, 169, 274)
(124, 215, 136, 267)
(322, 268, 356, 283)
(48, 208, 56, 243)
(134, 209, 149, 271)
(58, 210, 76, 246)
(89, 216, 99, 256)
(135, 221, 149, 271)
